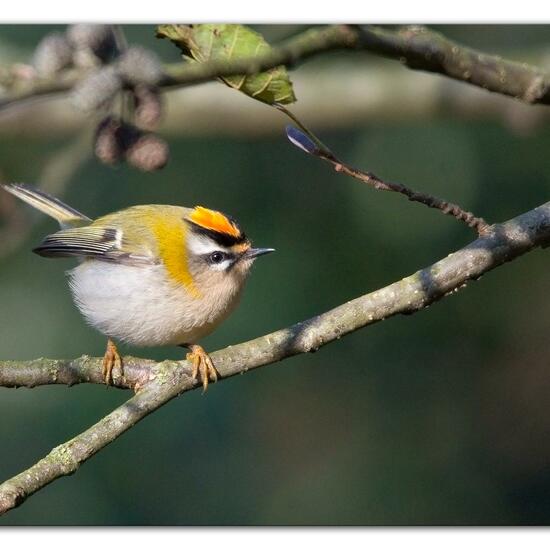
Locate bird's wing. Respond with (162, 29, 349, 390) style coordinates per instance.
(33, 226, 154, 265)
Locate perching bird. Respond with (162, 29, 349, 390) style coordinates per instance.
(1, 183, 274, 390)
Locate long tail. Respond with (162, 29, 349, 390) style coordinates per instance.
(1, 183, 91, 228)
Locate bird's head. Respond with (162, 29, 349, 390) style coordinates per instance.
(182, 206, 274, 296)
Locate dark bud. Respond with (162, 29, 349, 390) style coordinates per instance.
(32, 32, 73, 77)
(116, 122, 142, 151)
(94, 116, 124, 165)
(285, 125, 319, 155)
(71, 66, 123, 112)
(117, 46, 164, 86)
(133, 85, 163, 131)
(67, 24, 118, 62)
(93, 117, 168, 172)
(125, 133, 169, 172)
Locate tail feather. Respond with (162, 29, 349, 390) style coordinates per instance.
(1, 183, 91, 228)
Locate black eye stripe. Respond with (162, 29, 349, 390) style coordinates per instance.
(186, 220, 248, 247)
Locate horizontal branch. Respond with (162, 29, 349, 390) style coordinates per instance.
(0, 355, 157, 390)
(0, 70, 80, 111)
(0, 25, 357, 112)
(4, 24, 550, 114)
(3, 200, 550, 514)
(358, 25, 550, 105)
(161, 25, 358, 86)
(2, 65, 548, 140)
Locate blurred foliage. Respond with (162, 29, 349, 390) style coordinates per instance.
(2, 25, 550, 526)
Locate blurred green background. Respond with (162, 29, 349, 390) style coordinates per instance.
(2, 25, 550, 525)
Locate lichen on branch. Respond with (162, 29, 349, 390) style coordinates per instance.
(2, 200, 550, 515)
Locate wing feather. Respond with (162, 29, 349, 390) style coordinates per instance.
(2, 183, 91, 228)
(33, 226, 152, 264)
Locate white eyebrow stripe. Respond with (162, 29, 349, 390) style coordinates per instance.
(188, 235, 230, 256)
(210, 259, 233, 271)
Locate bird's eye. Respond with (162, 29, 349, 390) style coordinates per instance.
(209, 251, 226, 264)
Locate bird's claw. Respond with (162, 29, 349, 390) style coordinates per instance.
(186, 344, 218, 392)
(102, 338, 123, 386)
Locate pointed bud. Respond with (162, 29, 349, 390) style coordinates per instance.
(285, 125, 320, 155)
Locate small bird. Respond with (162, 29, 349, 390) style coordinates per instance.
(2, 183, 274, 390)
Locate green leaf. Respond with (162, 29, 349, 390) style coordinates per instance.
(156, 24, 296, 105)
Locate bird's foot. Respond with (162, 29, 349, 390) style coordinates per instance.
(186, 344, 218, 392)
(102, 338, 123, 386)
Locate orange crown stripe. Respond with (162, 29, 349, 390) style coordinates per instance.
(189, 206, 241, 238)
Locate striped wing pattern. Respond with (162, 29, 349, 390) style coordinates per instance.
(2, 183, 154, 264)
(33, 227, 126, 261)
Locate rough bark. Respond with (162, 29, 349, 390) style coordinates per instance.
(2, 200, 550, 515)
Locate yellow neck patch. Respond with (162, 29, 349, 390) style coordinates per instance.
(151, 216, 200, 299)
(189, 206, 241, 238)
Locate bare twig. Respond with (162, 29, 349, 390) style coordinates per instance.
(0, 71, 79, 112)
(282, 109, 489, 235)
(331, 160, 490, 233)
(3, 200, 550, 514)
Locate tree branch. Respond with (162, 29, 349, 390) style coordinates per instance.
(3, 200, 550, 515)
(160, 24, 358, 86)
(4, 24, 550, 114)
(2, 66, 548, 140)
(282, 111, 489, 235)
(0, 25, 358, 112)
(0, 355, 157, 390)
(329, 158, 490, 233)
(357, 25, 550, 105)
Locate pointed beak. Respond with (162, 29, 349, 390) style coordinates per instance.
(243, 247, 275, 260)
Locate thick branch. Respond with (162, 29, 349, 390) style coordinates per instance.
(0, 355, 157, 390)
(3, 200, 550, 514)
(358, 25, 550, 105)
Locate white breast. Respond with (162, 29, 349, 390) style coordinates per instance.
(68, 260, 243, 347)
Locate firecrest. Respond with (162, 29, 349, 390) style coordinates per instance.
(2, 183, 274, 390)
